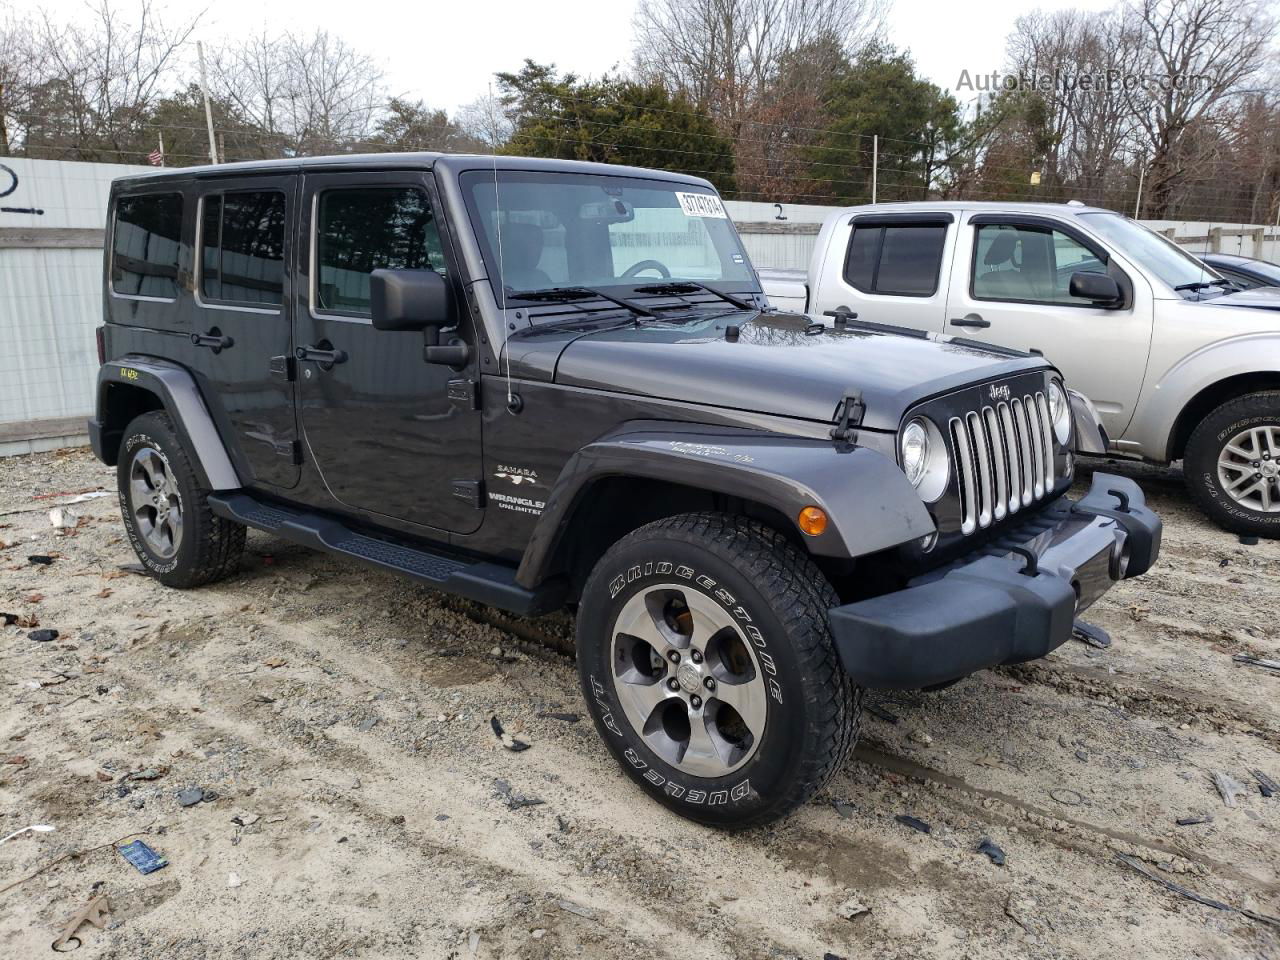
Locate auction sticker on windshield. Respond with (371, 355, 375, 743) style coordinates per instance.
(676, 192, 728, 218)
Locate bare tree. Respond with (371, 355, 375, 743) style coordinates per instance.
(632, 0, 886, 121)
(456, 90, 513, 149)
(1006, 7, 1137, 197)
(210, 29, 385, 155)
(1122, 0, 1276, 217)
(25, 0, 203, 161)
(0, 12, 38, 155)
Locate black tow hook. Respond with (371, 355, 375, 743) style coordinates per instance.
(1008, 546, 1039, 577)
(1107, 489, 1132, 513)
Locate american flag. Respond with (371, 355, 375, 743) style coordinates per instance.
(148, 148, 164, 166)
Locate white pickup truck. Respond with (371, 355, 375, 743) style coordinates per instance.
(761, 202, 1280, 537)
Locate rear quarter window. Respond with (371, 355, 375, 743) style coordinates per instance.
(843, 222, 947, 297)
(112, 193, 183, 299)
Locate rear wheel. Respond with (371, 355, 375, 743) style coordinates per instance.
(1184, 392, 1280, 538)
(576, 512, 861, 828)
(117, 411, 245, 587)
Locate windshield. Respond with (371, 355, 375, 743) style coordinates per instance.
(459, 170, 756, 298)
(1078, 212, 1229, 295)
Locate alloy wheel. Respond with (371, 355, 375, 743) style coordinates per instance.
(609, 584, 768, 778)
(1217, 425, 1280, 513)
(128, 447, 184, 558)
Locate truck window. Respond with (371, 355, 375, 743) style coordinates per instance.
(112, 193, 183, 299)
(972, 223, 1108, 305)
(314, 187, 447, 317)
(200, 191, 286, 307)
(842, 223, 946, 297)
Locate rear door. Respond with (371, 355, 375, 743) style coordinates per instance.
(943, 213, 1152, 440)
(188, 174, 300, 489)
(294, 169, 484, 534)
(811, 213, 955, 331)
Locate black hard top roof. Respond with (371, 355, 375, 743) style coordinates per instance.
(110, 152, 716, 190)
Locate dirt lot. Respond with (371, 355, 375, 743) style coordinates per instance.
(1, 446, 1277, 960)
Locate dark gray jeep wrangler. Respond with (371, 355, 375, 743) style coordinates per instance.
(89, 153, 1161, 827)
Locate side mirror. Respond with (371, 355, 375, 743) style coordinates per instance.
(370, 269, 452, 331)
(1069, 271, 1122, 307)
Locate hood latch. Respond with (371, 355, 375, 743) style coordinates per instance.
(830, 388, 865, 444)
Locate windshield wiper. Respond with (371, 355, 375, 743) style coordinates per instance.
(505, 285, 657, 318)
(633, 281, 755, 310)
(1174, 279, 1231, 292)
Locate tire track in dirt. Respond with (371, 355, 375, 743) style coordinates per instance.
(850, 743, 1280, 897)
(1002, 660, 1280, 747)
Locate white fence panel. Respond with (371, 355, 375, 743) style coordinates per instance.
(0, 158, 151, 455)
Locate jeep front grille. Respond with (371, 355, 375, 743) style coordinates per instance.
(950, 392, 1055, 535)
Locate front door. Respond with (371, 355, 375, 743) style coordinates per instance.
(943, 214, 1153, 441)
(294, 170, 483, 534)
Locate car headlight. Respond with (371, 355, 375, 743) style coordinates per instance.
(901, 420, 929, 486)
(900, 418, 949, 502)
(1048, 380, 1071, 445)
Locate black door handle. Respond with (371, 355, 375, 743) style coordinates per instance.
(295, 344, 348, 367)
(950, 314, 990, 329)
(191, 330, 234, 351)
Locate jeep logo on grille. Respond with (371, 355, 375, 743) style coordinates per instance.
(989, 383, 1011, 402)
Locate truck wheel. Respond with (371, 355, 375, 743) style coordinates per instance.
(576, 513, 861, 828)
(116, 411, 246, 587)
(1184, 391, 1280, 538)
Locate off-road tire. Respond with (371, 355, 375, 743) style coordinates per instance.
(117, 411, 245, 587)
(576, 512, 861, 828)
(1184, 391, 1280, 538)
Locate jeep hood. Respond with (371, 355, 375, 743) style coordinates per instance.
(537, 311, 1050, 432)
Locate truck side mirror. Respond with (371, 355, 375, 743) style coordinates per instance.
(1069, 271, 1122, 307)
(369, 269, 453, 331)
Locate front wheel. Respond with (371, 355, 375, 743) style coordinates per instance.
(1184, 391, 1280, 538)
(576, 513, 861, 828)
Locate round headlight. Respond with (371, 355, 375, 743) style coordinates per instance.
(900, 418, 951, 502)
(1048, 380, 1072, 445)
(901, 419, 930, 487)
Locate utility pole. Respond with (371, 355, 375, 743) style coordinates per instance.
(197, 42, 218, 164)
(0, 81, 9, 156)
(871, 135, 878, 205)
(1133, 163, 1145, 219)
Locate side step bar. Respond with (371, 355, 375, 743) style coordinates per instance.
(208, 491, 565, 617)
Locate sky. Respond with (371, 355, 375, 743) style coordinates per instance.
(18, 0, 1121, 114)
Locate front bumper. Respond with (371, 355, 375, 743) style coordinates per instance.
(829, 473, 1161, 690)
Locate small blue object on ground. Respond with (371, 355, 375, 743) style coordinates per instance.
(118, 839, 168, 874)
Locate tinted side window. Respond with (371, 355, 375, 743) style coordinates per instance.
(112, 193, 183, 298)
(315, 187, 446, 316)
(843, 223, 946, 297)
(973, 223, 1108, 305)
(201, 191, 286, 306)
(876, 225, 946, 296)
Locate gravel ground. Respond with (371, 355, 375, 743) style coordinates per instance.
(1, 446, 1277, 959)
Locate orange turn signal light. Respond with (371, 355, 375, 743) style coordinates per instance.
(797, 506, 827, 536)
